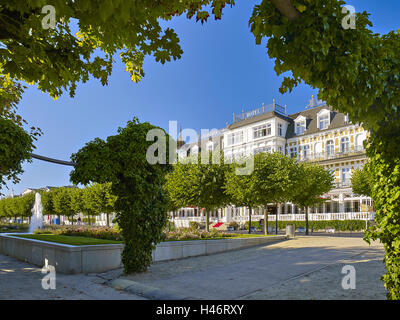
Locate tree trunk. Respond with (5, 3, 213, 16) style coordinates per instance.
(106, 213, 110, 227)
(305, 207, 309, 235)
(275, 204, 279, 235)
(264, 207, 268, 235)
(249, 207, 252, 234)
(205, 209, 210, 232)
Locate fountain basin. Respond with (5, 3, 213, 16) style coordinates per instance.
(0, 233, 123, 274)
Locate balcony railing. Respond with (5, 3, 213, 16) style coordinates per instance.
(233, 101, 286, 123)
(333, 181, 352, 189)
(297, 146, 365, 162)
(170, 212, 373, 227)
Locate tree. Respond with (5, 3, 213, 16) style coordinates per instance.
(52, 188, 76, 223)
(253, 152, 299, 235)
(0, 0, 233, 193)
(291, 163, 334, 235)
(15, 193, 36, 220)
(70, 118, 172, 273)
(225, 154, 264, 234)
(69, 187, 84, 224)
(351, 166, 373, 198)
(165, 151, 230, 232)
(0, 1, 234, 100)
(249, 0, 400, 299)
(89, 183, 117, 227)
(41, 189, 55, 218)
(0, 117, 35, 193)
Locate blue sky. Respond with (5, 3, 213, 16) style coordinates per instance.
(5, 0, 400, 195)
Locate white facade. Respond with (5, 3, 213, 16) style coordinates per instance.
(174, 100, 373, 224)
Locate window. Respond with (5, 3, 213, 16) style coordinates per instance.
(253, 124, 271, 139)
(301, 145, 310, 159)
(342, 168, 351, 184)
(253, 146, 271, 155)
(290, 147, 297, 159)
(278, 123, 283, 137)
(228, 131, 243, 145)
(296, 121, 306, 135)
(319, 114, 330, 130)
(341, 137, 350, 153)
(326, 140, 334, 157)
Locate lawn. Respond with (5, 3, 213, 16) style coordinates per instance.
(0, 225, 29, 233)
(13, 234, 123, 246)
(11, 232, 271, 245)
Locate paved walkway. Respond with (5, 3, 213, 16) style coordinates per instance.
(0, 254, 145, 300)
(0, 236, 386, 300)
(114, 236, 386, 300)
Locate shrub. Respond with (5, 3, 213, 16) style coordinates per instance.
(189, 221, 200, 230)
(242, 220, 367, 232)
(228, 221, 239, 230)
(244, 221, 262, 230)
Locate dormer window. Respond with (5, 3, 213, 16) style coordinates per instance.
(296, 121, 306, 135)
(319, 114, 329, 130)
(317, 109, 331, 130)
(294, 115, 307, 135)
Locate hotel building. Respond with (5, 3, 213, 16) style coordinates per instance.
(174, 98, 373, 225)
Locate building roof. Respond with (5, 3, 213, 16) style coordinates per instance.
(285, 105, 349, 139)
(228, 111, 290, 130)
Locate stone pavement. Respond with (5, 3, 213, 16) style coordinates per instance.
(0, 253, 145, 300)
(0, 236, 386, 300)
(112, 236, 386, 300)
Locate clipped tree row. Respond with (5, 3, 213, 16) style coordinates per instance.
(0, 193, 35, 222)
(0, 183, 117, 226)
(166, 151, 334, 235)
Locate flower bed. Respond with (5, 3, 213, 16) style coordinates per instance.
(33, 225, 264, 242)
(34, 225, 123, 241)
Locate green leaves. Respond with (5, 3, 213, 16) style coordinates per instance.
(0, 0, 234, 100)
(256, 0, 400, 299)
(351, 166, 373, 197)
(0, 117, 34, 192)
(224, 152, 333, 209)
(70, 118, 172, 273)
(165, 151, 230, 212)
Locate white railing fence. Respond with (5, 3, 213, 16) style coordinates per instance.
(171, 212, 373, 227)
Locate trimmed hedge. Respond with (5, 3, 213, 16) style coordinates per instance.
(244, 220, 368, 232)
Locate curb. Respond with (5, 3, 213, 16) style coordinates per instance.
(109, 278, 193, 300)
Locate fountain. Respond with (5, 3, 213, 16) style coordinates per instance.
(29, 192, 44, 233)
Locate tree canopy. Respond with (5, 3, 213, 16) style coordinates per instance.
(70, 117, 172, 273)
(351, 166, 373, 197)
(0, 0, 235, 100)
(0, 0, 234, 194)
(251, 0, 400, 299)
(165, 151, 230, 231)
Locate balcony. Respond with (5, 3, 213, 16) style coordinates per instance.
(233, 101, 286, 123)
(297, 146, 366, 162)
(333, 181, 352, 189)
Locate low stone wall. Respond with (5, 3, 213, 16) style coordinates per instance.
(0, 234, 287, 274)
(0, 234, 123, 274)
(152, 235, 287, 262)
